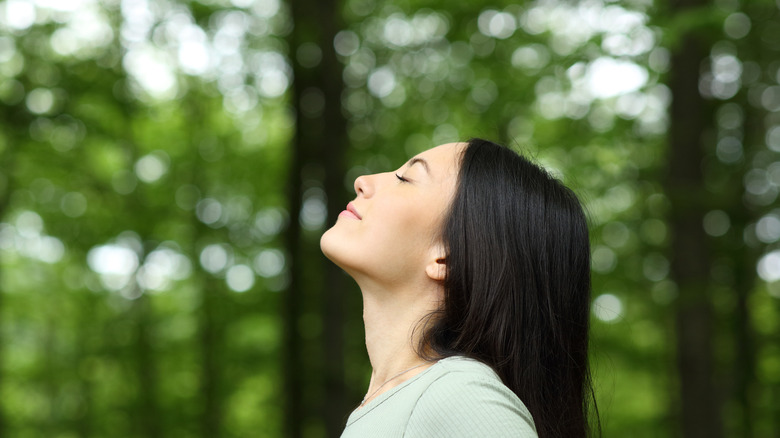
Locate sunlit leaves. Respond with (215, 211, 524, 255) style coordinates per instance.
(1, 0, 779, 436)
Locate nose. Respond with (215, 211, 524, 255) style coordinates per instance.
(354, 174, 375, 198)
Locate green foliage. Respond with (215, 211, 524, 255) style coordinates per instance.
(0, 0, 778, 437)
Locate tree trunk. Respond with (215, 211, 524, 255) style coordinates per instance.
(731, 239, 756, 437)
(315, 1, 351, 436)
(199, 279, 223, 438)
(666, 0, 723, 436)
(76, 295, 95, 438)
(0, 186, 7, 438)
(0, 102, 21, 437)
(134, 293, 162, 438)
(117, 103, 162, 438)
(726, 5, 780, 433)
(285, 0, 349, 435)
(181, 96, 225, 438)
(726, 100, 761, 438)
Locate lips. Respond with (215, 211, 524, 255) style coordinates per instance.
(346, 202, 362, 219)
(338, 202, 362, 220)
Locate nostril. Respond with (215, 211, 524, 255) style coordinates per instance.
(354, 174, 376, 198)
(354, 175, 365, 195)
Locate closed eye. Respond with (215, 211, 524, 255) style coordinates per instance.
(395, 174, 409, 183)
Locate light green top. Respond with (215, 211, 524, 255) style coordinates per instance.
(341, 356, 538, 438)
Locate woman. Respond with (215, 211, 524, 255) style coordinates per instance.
(320, 138, 597, 437)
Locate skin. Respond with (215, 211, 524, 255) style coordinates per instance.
(320, 142, 465, 407)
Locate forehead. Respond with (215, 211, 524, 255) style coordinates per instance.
(413, 142, 465, 177)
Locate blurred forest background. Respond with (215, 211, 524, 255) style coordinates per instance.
(0, 0, 779, 436)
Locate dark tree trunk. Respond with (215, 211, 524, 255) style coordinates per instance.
(726, 5, 780, 433)
(199, 277, 223, 438)
(731, 238, 756, 437)
(315, 2, 351, 436)
(44, 319, 58, 435)
(666, 0, 723, 436)
(0, 179, 8, 438)
(134, 293, 162, 438)
(282, 147, 304, 438)
(726, 102, 761, 438)
(181, 97, 226, 438)
(76, 296, 95, 438)
(285, 0, 349, 436)
(116, 103, 162, 438)
(0, 103, 21, 438)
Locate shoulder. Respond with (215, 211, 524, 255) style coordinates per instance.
(405, 356, 538, 437)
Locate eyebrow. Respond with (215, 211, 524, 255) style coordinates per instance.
(406, 157, 431, 175)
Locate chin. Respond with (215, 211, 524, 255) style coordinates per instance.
(320, 227, 369, 280)
(320, 227, 349, 265)
(319, 226, 339, 262)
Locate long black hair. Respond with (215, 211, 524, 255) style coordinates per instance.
(420, 138, 598, 437)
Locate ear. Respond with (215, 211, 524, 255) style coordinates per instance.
(425, 244, 447, 282)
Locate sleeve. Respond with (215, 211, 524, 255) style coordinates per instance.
(404, 372, 538, 438)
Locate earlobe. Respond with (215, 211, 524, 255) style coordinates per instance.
(425, 257, 446, 281)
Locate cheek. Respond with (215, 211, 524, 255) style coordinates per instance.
(320, 212, 434, 277)
(364, 203, 440, 263)
(320, 192, 449, 280)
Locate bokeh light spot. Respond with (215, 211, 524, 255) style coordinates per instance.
(226, 264, 255, 292)
(61, 192, 87, 217)
(592, 294, 623, 323)
(26, 88, 55, 114)
(134, 151, 169, 183)
(200, 244, 230, 274)
(757, 251, 780, 283)
(703, 210, 730, 237)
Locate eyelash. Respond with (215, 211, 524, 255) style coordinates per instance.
(395, 174, 409, 183)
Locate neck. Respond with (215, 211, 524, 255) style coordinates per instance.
(357, 278, 442, 404)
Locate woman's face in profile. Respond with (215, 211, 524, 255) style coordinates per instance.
(320, 142, 464, 285)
